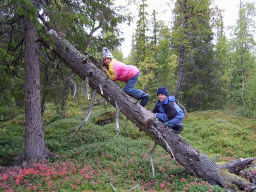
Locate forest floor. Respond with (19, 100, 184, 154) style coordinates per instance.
(0, 96, 255, 191)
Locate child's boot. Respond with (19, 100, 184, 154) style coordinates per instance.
(172, 125, 183, 134)
(140, 93, 150, 107)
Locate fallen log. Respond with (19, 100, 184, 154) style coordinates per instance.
(221, 157, 256, 175)
(43, 30, 256, 191)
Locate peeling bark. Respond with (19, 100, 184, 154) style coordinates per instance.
(44, 31, 256, 191)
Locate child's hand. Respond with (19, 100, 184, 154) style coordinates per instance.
(102, 67, 108, 72)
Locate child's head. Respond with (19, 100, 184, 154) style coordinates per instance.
(102, 47, 113, 65)
(157, 87, 169, 101)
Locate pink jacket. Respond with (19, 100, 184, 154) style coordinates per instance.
(106, 59, 139, 83)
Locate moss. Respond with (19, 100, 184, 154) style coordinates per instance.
(94, 111, 116, 126)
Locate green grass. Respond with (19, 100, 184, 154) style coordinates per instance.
(182, 110, 256, 158)
(0, 97, 255, 191)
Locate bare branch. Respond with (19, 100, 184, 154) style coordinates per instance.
(70, 79, 77, 98)
(70, 89, 97, 137)
(176, 99, 188, 118)
(153, 126, 175, 160)
(134, 123, 137, 131)
(109, 183, 117, 192)
(115, 101, 120, 135)
(128, 184, 140, 191)
(85, 77, 90, 100)
(150, 143, 157, 178)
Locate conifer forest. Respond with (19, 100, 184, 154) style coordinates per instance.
(0, 0, 256, 191)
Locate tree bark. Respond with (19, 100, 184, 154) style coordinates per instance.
(15, 16, 51, 165)
(174, 45, 184, 98)
(45, 30, 256, 191)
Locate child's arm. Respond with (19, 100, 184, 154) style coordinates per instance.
(102, 67, 108, 72)
(152, 106, 158, 113)
(102, 62, 115, 80)
(163, 102, 178, 120)
(156, 102, 178, 121)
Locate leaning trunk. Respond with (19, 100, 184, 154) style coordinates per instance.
(44, 30, 256, 191)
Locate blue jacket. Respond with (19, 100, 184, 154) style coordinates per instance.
(152, 96, 184, 127)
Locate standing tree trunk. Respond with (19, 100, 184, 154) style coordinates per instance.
(174, 0, 188, 98)
(174, 45, 185, 98)
(15, 16, 51, 164)
(44, 30, 256, 191)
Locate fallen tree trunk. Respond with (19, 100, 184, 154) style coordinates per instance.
(44, 30, 256, 191)
(220, 157, 256, 175)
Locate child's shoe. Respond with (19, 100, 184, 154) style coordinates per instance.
(140, 93, 150, 107)
(172, 125, 183, 134)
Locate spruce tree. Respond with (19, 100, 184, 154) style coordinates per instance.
(0, 0, 131, 164)
(171, 0, 223, 110)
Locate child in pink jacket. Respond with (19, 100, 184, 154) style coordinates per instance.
(102, 47, 150, 107)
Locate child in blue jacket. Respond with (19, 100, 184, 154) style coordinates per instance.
(152, 87, 184, 134)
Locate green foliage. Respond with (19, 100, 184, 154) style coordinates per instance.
(171, 0, 226, 111)
(225, 2, 256, 116)
(0, 136, 24, 166)
(132, 0, 149, 64)
(1, 0, 132, 119)
(155, 25, 178, 89)
(1, 96, 255, 191)
(0, 114, 25, 165)
(137, 51, 158, 90)
(0, 106, 22, 122)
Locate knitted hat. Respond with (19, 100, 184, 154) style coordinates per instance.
(157, 87, 169, 96)
(102, 47, 113, 59)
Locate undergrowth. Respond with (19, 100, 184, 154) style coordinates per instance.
(0, 96, 255, 191)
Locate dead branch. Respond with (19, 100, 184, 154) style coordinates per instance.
(70, 89, 97, 137)
(150, 143, 157, 178)
(115, 101, 120, 135)
(128, 184, 140, 191)
(109, 183, 117, 192)
(176, 99, 187, 118)
(85, 77, 90, 100)
(70, 79, 76, 98)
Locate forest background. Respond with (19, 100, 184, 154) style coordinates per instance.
(0, 0, 256, 191)
(1, 0, 256, 119)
